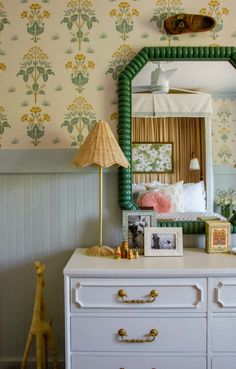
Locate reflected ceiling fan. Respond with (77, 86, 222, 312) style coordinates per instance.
(132, 62, 199, 94)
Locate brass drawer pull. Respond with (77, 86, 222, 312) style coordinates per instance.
(118, 328, 158, 343)
(118, 289, 159, 304)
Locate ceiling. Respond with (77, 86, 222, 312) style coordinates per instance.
(132, 61, 236, 94)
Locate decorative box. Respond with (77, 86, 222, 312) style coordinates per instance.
(205, 220, 231, 253)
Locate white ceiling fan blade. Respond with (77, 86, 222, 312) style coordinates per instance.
(132, 85, 151, 93)
(169, 87, 201, 94)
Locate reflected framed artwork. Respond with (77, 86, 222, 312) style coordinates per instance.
(144, 227, 183, 256)
(132, 142, 173, 173)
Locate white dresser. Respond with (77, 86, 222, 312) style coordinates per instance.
(64, 248, 236, 369)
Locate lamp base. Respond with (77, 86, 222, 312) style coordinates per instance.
(85, 245, 114, 257)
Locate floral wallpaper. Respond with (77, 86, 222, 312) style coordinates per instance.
(0, 0, 235, 161)
(212, 97, 236, 165)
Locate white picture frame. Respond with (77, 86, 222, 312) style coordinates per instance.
(122, 210, 157, 254)
(144, 227, 183, 257)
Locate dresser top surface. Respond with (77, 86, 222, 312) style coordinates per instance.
(64, 248, 236, 277)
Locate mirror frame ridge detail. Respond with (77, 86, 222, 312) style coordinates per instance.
(118, 46, 236, 212)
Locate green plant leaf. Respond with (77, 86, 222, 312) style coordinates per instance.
(37, 66, 45, 74)
(43, 74, 48, 82)
(82, 117, 90, 125)
(67, 125, 73, 133)
(26, 67, 34, 74)
(71, 14, 78, 22)
(32, 82, 39, 92)
(71, 117, 79, 125)
(23, 74, 29, 82)
(81, 14, 89, 21)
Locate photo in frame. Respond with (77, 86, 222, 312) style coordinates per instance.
(132, 142, 173, 173)
(122, 210, 157, 254)
(144, 227, 183, 257)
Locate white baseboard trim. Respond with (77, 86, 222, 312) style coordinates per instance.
(0, 360, 65, 369)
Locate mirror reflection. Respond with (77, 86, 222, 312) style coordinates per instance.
(130, 61, 236, 220)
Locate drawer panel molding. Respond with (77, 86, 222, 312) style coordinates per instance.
(71, 355, 206, 369)
(71, 278, 206, 311)
(212, 278, 236, 311)
(70, 316, 206, 352)
(212, 356, 236, 369)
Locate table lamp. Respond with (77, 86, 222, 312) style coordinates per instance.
(73, 120, 129, 257)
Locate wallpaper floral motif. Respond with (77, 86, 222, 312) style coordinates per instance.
(21, 3, 50, 43)
(61, 0, 99, 51)
(150, 0, 184, 45)
(17, 46, 54, 104)
(0, 0, 235, 163)
(109, 2, 139, 41)
(199, 0, 229, 41)
(212, 97, 236, 165)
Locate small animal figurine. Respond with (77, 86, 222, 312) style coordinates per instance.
(114, 246, 121, 260)
(127, 249, 134, 260)
(134, 250, 139, 259)
(121, 241, 129, 258)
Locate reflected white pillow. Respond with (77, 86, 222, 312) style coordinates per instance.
(183, 182, 206, 212)
(143, 181, 184, 212)
(132, 180, 162, 193)
(132, 183, 146, 192)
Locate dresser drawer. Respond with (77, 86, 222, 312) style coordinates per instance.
(71, 316, 206, 353)
(212, 317, 236, 352)
(70, 278, 206, 312)
(212, 278, 236, 312)
(212, 356, 236, 369)
(71, 355, 206, 369)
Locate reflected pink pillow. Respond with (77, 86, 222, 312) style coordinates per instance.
(139, 191, 172, 213)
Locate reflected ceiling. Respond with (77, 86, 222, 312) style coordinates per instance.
(132, 61, 236, 94)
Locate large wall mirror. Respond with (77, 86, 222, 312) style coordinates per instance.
(118, 47, 236, 230)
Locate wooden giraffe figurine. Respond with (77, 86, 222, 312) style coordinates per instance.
(21, 261, 58, 369)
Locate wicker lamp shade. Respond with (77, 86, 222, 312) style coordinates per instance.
(72, 120, 129, 257)
(73, 120, 129, 169)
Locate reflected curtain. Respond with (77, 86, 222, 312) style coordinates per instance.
(132, 116, 206, 185)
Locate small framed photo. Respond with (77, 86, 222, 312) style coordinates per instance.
(144, 227, 183, 257)
(205, 220, 230, 253)
(122, 210, 157, 254)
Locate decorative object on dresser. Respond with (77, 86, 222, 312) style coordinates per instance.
(64, 248, 236, 369)
(21, 262, 58, 369)
(205, 220, 231, 254)
(122, 210, 156, 255)
(215, 188, 236, 218)
(144, 226, 183, 256)
(73, 120, 129, 257)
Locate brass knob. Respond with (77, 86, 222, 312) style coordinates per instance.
(150, 289, 159, 298)
(118, 328, 127, 337)
(118, 289, 127, 299)
(150, 329, 158, 338)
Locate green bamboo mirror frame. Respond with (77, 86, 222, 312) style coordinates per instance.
(118, 46, 236, 233)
